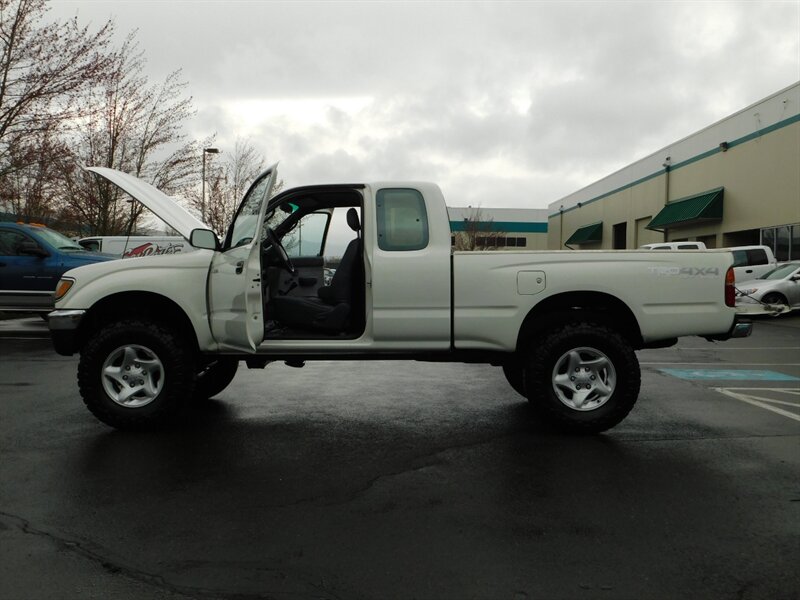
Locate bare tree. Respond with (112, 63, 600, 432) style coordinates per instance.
(0, 124, 65, 221)
(0, 0, 114, 171)
(56, 33, 199, 235)
(453, 207, 506, 251)
(188, 138, 284, 237)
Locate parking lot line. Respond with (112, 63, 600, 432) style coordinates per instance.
(715, 388, 800, 423)
(676, 347, 800, 350)
(641, 362, 800, 366)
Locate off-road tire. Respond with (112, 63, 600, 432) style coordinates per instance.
(194, 358, 239, 401)
(524, 321, 640, 434)
(78, 319, 196, 430)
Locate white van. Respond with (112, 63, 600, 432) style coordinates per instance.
(720, 245, 777, 282)
(640, 241, 707, 250)
(78, 236, 195, 258)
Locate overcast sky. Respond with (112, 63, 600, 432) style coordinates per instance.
(48, 0, 799, 210)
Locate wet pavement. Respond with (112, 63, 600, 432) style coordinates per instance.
(1, 315, 799, 599)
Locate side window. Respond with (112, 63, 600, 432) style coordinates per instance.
(746, 249, 768, 265)
(376, 188, 429, 251)
(0, 231, 27, 256)
(731, 250, 748, 267)
(282, 212, 330, 258)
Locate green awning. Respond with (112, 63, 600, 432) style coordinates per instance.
(565, 221, 603, 245)
(646, 187, 723, 231)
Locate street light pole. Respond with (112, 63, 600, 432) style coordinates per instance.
(201, 147, 220, 222)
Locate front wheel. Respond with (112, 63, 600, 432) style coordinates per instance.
(762, 293, 788, 310)
(523, 321, 641, 434)
(78, 320, 196, 430)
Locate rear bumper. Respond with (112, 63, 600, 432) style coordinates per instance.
(48, 309, 86, 356)
(703, 316, 753, 342)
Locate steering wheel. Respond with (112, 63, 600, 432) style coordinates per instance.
(265, 227, 296, 275)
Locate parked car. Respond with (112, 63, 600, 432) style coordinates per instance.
(0, 222, 116, 313)
(640, 242, 707, 250)
(77, 235, 195, 258)
(639, 243, 776, 282)
(736, 262, 800, 311)
(721, 245, 777, 282)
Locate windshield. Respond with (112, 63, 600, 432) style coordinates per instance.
(29, 227, 84, 251)
(759, 263, 800, 280)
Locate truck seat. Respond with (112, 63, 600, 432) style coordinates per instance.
(270, 208, 362, 332)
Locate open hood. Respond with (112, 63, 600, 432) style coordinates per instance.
(85, 167, 208, 241)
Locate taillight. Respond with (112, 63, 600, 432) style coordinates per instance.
(724, 267, 735, 307)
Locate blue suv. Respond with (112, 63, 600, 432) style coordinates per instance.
(0, 222, 116, 314)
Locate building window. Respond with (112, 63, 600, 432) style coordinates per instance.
(472, 235, 528, 249)
(613, 222, 627, 249)
(761, 223, 800, 261)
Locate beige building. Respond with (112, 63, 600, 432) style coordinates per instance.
(548, 82, 800, 261)
(448, 206, 549, 250)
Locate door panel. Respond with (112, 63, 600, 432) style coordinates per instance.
(0, 230, 56, 309)
(208, 165, 277, 351)
(268, 257, 325, 301)
(369, 187, 451, 347)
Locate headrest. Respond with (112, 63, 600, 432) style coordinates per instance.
(346, 208, 361, 232)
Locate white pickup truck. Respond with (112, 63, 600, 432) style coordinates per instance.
(49, 165, 751, 433)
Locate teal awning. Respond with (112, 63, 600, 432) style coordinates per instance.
(565, 222, 603, 245)
(647, 187, 723, 231)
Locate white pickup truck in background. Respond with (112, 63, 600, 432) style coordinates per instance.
(78, 235, 194, 258)
(49, 165, 752, 434)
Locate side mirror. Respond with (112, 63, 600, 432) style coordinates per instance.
(190, 228, 219, 251)
(18, 240, 49, 257)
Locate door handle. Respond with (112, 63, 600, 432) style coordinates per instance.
(745, 269, 753, 273)
(235, 261, 244, 274)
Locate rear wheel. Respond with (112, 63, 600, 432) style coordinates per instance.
(523, 321, 640, 433)
(78, 320, 196, 430)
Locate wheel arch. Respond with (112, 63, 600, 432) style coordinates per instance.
(762, 291, 788, 304)
(77, 291, 201, 354)
(516, 291, 643, 351)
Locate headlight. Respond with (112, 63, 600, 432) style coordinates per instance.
(737, 288, 758, 296)
(54, 277, 75, 301)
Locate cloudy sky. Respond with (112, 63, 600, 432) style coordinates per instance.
(49, 0, 799, 210)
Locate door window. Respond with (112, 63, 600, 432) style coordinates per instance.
(0, 231, 29, 255)
(282, 212, 330, 258)
(746, 249, 768, 265)
(227, 174, 272, 249)
(376, 188, 429, 251)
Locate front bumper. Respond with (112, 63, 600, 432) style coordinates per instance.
(48, 309, 86, 356)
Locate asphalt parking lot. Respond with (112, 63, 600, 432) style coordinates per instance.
(1, 314, 799, 600)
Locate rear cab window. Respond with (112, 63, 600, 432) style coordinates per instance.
(376, 188, 429, 251)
